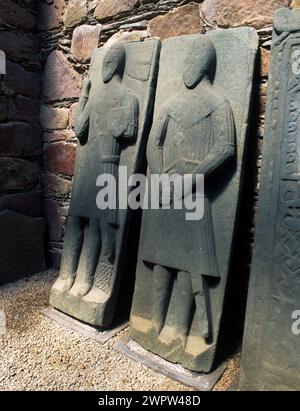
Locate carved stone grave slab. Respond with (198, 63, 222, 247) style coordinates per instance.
(240, 8, 300, 391)
(50, 39, 161, 328)
(129, 29, 258, 373)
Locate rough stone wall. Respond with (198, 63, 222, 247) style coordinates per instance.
(0, 0, 42, 219)
(38, 0, 296, 268)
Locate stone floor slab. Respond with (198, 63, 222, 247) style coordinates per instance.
(42, 307, 128, 344)
(115, 336, 227, 391)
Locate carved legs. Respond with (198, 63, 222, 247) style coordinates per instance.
(70, 219, 102, 297)
(152, 265, 172, 334)
(70, 218, 117, 297)
(176, 271, 194, 344)
(53, 216, 83, 292)
(191, 273, 209, 339)
(99, 221, 116, 265)
(151, 265, 208, 347)
(90, 222, 116, 295)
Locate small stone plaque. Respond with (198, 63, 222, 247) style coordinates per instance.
(0, 210, 45, 284)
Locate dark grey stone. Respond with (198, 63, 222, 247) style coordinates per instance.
(50, 39, 161, 328)
(240, 8, 300, 391)
(0, 210, 45, 284)
(115, 336, 227, 391)
(129, 29, 258, 373)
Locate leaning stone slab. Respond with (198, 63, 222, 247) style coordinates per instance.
(50, 38, 161, 328)
(0, 210, 45, 284)
(240, 8, 300, 391)
(129, 29, 258, 373)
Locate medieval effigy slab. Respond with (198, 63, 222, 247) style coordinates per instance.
(240, 8, 300, 391)
(129, 29, 258, 373)
(0, 210, 45, 284)
(50, 39, 161, 327)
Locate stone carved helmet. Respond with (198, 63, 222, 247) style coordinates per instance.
(102, 43, 126, 83)
(183, 36, 217, 89)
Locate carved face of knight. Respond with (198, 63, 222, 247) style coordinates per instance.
(102, 44, 126, 84)
(183, 37, 216, 89)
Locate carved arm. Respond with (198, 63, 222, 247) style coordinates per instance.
(123, 94, 139, 142)
(146, 110, 170, 175)
(75, 79, 91, 146)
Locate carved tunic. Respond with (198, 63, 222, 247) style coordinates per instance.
(70, 85, 139, 223)
(142, 89, 235, 278)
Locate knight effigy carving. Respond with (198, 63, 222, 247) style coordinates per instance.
(50, 39, 161, 327)
(130, 31, 258, 372)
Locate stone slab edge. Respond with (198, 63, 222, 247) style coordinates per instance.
(115, 336, 227, 391)
(41, 307, 128, 344)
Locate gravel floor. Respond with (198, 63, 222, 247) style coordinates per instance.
(0, 270, 239, 391)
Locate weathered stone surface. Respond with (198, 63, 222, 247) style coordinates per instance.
(260, 47, 270, 77)
(0, 32, 39, 67)
(44, 199, 64, 242)
(104, 30, 148, 48)
(8, 96, 39, 123)
(44, 142, 77, 176)
(240, 8, 300, 392)
(130, 30, 258, 373)
(258, 81, 268, 116)
(149, 4, 203, 40)
(0, 123, 42, 157)
(63, 0, 87, 28)
(50, 39, 161, 329)
(43, 130, 75, 143)
(42, 172, 72, 196)
(2, 61, 40, 98)
(42, 51, 82, 102)
(38, 0, 65, 31)
(0, 211, 45, 284)
(94, 0, 139, 21)
(0, 191, 43, 218)
(0, 158, 39, 191)
(0, 0, 36, 30)
(69, 103, 79, 129)
(291, 0, 300, 7)
(0, 96, 8, 121)
(71, 24, 102, 62)
(202, 0, 290, 29)
(40, 105, 69, 130)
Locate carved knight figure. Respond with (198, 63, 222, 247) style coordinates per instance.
(130, 36, 236, 370)
(51, 44, 139, 321)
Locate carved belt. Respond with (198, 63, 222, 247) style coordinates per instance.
(101, 155, 121, 164)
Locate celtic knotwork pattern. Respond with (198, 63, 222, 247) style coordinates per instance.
(94, 262, 114, 294)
